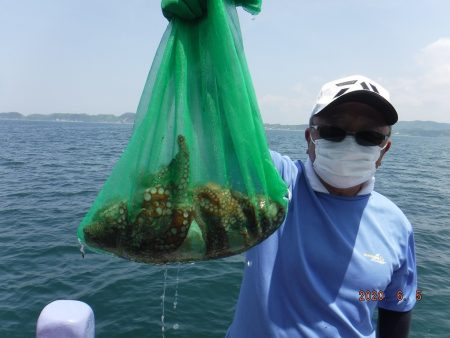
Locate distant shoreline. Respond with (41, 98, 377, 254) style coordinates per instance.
(0, 112, 307, 130)
(0, 117, 305, 130)
(0, 117, 134, 125)
(2, 112, 450, 136)
(0, 112, 135, 124)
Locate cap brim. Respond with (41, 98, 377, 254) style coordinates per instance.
(316, 90, 398, 125)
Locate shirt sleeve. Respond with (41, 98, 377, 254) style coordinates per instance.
(269, 150, 299, 201)
(379, 229, 417, 312)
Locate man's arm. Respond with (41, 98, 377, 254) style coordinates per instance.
(377, 308, 412, 338)
(269, 150, 299, 191)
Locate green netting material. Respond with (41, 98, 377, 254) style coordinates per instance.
(77, 0, 288, 264)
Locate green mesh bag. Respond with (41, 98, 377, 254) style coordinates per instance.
(77, 0, 288, 264)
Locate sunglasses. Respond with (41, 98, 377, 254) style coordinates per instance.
(311, 125, 389, 147)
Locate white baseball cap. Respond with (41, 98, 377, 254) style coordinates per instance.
(310, 75, 398, 125)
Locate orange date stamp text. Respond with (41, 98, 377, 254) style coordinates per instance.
(358, 290, 423, 302)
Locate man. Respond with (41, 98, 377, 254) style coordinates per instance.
(227, 75, 417, 338)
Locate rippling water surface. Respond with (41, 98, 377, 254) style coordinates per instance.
(0, 120, 449, 337)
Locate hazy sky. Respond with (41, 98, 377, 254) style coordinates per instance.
(1, 0, 450, 124)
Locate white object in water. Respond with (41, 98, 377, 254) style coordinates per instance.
(36, 300, 95, 338)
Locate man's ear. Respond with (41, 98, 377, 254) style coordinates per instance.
(305, 128, 311, 154)
(376, 140, 391, 168)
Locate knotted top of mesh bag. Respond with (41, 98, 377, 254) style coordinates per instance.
(162, 0, 261, 20)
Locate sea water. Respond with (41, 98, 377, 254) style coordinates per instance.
(0, 120, 449, 337)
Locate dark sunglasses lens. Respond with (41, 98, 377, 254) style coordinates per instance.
(355, 131, 386, 146)
(318, 126, 346, 142)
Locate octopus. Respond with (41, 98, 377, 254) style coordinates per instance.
(84, 135, 194, 262)
(82, 134, 287, 263)
(194, 183, 286, 258)
(83, 201, 130, 250)
(193, 183, 247, 257)
(232, 191, 286, 239)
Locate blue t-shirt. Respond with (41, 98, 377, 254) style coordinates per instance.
(227, 151, 417, 338)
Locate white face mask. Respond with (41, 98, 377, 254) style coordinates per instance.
(311, 136, 383, 189)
